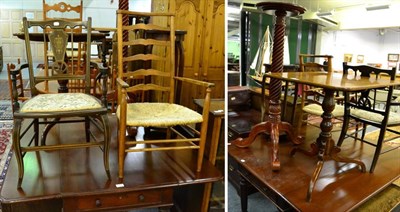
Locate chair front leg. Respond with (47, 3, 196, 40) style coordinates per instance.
(100, 114, 111, 179)
(13, 118, 24, 188)
(118, 88, 128, 179)
(85, 117, 90, 143)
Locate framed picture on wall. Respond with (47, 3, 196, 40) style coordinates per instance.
(388, 53, 399, 62)
(356, 55, 364, 63)
(344, 54, 353, 63)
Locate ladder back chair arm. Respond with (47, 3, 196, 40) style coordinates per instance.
(174, 76, 215, 88)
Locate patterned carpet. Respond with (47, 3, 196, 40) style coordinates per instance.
(0, 80, 11, 100)
(0, 121, 13, 193)
(0, 101, 12, 120)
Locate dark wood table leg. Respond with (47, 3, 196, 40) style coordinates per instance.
(240, 176, 249, 212)
(291, 89, 366, 201)
(233, 2, 305, 171)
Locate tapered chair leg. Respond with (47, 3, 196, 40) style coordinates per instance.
(118, 121, 126, 179)
(100, 114, 111, 179)
(34, 118, 39, 146)
(369, 132, 385, 173)
(13, 118, 24, 188)
(85, 117, 90, 143)
(361, 123, 367, 140)
(337, 116, 350, 147)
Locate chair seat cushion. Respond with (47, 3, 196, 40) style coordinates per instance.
(351, 109, 400, 125)
(117, 103, 203, 127)
(303, 104, 345, 117)
(20, 93, 102, 113)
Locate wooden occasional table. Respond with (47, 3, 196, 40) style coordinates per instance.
(0, 116, 222, 211)
(262, 71, 400, 201)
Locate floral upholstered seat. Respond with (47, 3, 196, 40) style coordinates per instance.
(117, 102, 203, 127)
(20, 93, 102, 113)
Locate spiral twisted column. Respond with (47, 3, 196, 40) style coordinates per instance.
(232, 2, 305, 171)
(268, 10, 287, 123)
(119, 0, 129, 57)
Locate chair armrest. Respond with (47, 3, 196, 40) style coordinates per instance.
(13, 63, 29, 71)
(116, 78, 129, 88)
(174, 76, 214, 88)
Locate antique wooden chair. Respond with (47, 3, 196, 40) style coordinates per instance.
(116, 10, 214, 179)
(294, 55, 344, 129)
(337, 62, 400, 173)
(11, 17, 110, 188)
(7, 60, 30, 108)
(42, 0, 84, 81)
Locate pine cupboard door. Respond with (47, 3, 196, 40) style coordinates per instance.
(170, 0, 225, 109)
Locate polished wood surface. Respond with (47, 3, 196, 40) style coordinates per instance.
(228, 126, 400, 211)
(260, 71, 400, 201)
(261, 72, 400, 91)
(0, 115, 222, 211)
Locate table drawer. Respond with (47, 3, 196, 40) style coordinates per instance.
(63, 187, 173, 211)
(238, 165, 293, 211)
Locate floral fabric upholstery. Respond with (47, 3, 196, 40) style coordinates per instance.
(20, 93, 102, 113)
(303, 103, 345, 117)
(351, 109, 400, 125)
(116, 102, 203, 127)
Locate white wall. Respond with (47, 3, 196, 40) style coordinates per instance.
(0, 0, 151, 28)
(0, 0, 151, 70)
(318, 28, 400, 71)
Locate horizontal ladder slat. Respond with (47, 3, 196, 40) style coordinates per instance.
(122, 69, 170, 78)
(123, 23, 169, 32)
(122, 54, 165, 62)
(126, 83, 170, 92)
(123, 39, 169, 46)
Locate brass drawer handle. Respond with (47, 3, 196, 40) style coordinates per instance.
(95, 199, 102, 207)
(138, 194, 145, 202)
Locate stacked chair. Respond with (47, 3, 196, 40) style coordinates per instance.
(294, 54, 344, 130)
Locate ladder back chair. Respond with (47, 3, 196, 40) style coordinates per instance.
(116, 10, 214, 179)
(7, 60, 30, 109)
(11, 17, 110, 188)
(337, 62, 400, 173)
(294, 54, 345, 130)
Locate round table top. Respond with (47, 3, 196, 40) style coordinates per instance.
(256, 2, 306, 16)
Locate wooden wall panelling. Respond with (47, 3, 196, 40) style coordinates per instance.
(200, 0, 225, 103)
(170, 0, 225, 109)
(0, 9, 44, 68)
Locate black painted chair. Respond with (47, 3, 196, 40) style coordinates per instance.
(337, 62, 400, 173)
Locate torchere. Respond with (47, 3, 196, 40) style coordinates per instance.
(233, 2, 305, 170)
